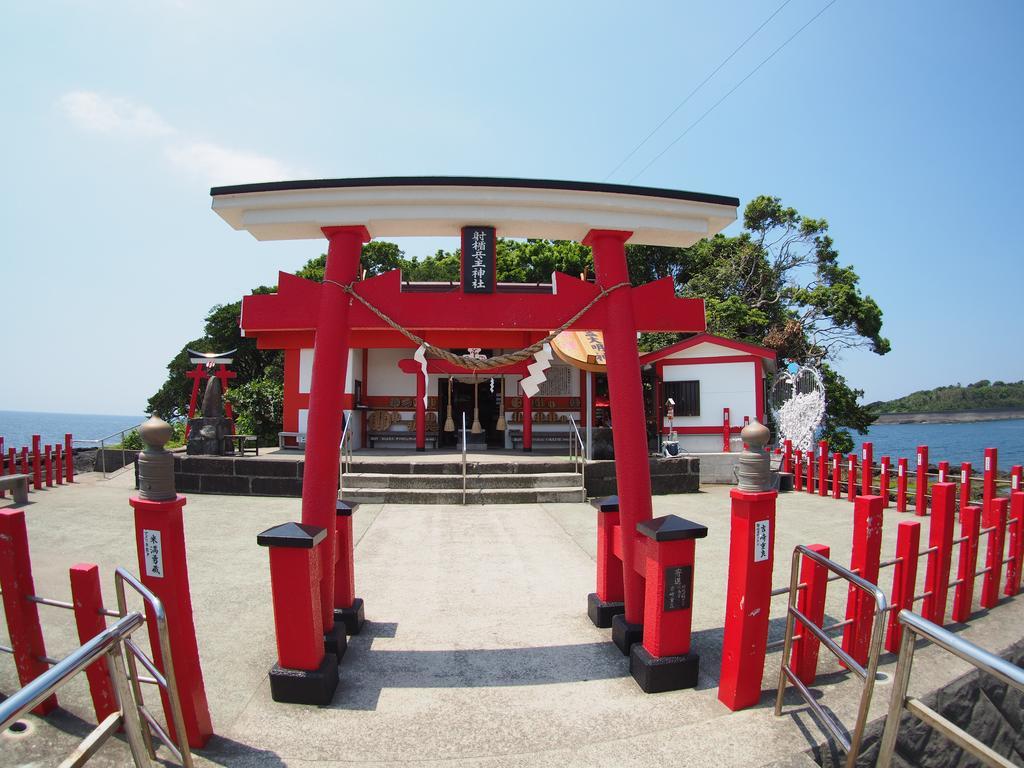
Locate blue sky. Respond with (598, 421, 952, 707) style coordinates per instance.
(3, 0, 1022, 416)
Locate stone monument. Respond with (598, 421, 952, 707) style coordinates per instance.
(186, 376, 234, 455)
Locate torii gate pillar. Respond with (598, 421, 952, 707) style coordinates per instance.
(302, 225, 370, 637)
(584, 229, 653, 635)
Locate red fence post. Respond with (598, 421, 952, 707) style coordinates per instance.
(1011, 466, 1023, 495)
(44, 445, 53, 487)
(258, 523, 336, 704)
(937, 460, 950, 484)
(790, 543, 830, 686)
(130, 493, 213, 747)
(521, 392, 532, 451)
(722, 408, 731, 452)
(805, 451, 815, 495)
(1005, 492, 1023, 597)
(634, 515, 707, 693)
(793, 450, 803, 491)
(897, 458, 909, 512)
(842, 496, 883, 666)
(982, 447, 997, 517)
(333, 500, 363, 635)
(980, 497, 1008, 610)
(20, 446, 29, 476)
(915, 445, 929, 516)
(65, 433, 74, 483)
(861, 442, 873, 496)
(952, 506, 982, 623)
(783, 439, 793, 474)
(8, 447, 16, 477)
(719, 488, 777, 710)
(923, 483, 956, 625)
(55, 444, 64, 485)
(847, 455, 858, 502)
(0, 510, 57, 714)
(589, 496, 625, 626)
(69, 563, 118, 723)
(818, 440, 829, 496)
(0, 438, 4, 499)
(886, 519, 922, 653)
(31, 434, 42, 490)
(832, 452, 842, 499)
(880, 456, 891, 508)
(959, 461, 972, 512)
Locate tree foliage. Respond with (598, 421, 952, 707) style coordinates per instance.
(224, 378, 284, 445)
(868, 380, 1024, 414)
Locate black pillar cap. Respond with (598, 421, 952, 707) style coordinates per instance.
(636, 514, 708, 542)
(591, 495, 619, 513)
(257, 522, 327, 548)
(336, 499, 360, 517)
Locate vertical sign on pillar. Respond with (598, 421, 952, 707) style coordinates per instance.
(722, 408, 731, 452)
(461, 226, 495, 294)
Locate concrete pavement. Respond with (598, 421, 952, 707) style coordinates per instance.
(1, 470, 1022, 766)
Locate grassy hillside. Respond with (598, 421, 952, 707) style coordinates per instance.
(868, 380, 1024, 414)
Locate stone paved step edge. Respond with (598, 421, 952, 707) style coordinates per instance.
(343, 487, 586, 504)
(348, 461, 575, 475)
(343, 472, 583, 489)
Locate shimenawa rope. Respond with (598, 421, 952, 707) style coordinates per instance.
(322, 279, 630, 370)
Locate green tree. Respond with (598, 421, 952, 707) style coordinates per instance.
(224, 377, 284, 445)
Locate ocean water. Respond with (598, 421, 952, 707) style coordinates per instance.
(855, 418, 1024, 470)
(0, 410, 145, 451)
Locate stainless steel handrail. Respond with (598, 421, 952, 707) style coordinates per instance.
(0, 612, 152, 766)
(774, 544, 888, 767)
(567, 415, 586, 502)
(461, 412, 468, 506)
(338, 410, 353, 497)
(115, 567, 193, 768)
(74, 422, 145, 479)
(878, 610, 1024, 767)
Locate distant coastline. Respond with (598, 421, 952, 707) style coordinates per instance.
(873, 409, 1024, 425)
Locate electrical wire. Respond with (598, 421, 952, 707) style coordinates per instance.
(604, 0, 794, 181)
(628, 0, 841, 184)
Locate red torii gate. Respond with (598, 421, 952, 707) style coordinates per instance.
(214, 177, 738, 702)
(183, 348, 237, 438)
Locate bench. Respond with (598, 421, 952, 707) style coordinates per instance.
(224, 434, 259, 456)
(278, 432, 307, 450)
(368, 432, 438, 449)
(0, 474, 30, 504)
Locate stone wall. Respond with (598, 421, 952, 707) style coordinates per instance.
(584, 456, 700, 498)
(173, 455, 305, 496)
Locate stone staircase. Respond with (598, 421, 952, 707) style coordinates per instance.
(340, 459, 586, 504)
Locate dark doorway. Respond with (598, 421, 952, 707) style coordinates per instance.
(437, 377, 503, 448)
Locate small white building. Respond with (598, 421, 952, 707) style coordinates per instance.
(640, 333, 778, 453)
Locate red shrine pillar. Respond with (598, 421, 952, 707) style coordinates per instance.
(521, 386, 533, 451)
(415, 370, 426, 452)
(302, 226, 370, 638)
(584, 229, 652, 652)
(184, 364, 208, 440)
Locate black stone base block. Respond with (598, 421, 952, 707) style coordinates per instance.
(268, 653, 339, 705)
(611, 614, 643, 656)
(323, 624, 347, 661)
(334, 597, 365, 635)
(629, 644, 700, 693)
(587, 592, 625, 628)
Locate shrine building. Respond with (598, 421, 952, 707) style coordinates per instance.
(218, 177, 770, 455)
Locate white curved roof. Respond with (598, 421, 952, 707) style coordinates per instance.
(210, 177, 738, 247)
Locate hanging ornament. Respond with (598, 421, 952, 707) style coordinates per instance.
(444, 377, 455, 432)
(471, 371, 483, 434)
(769, 365, 826, 453)
(496, 376, 506, 431)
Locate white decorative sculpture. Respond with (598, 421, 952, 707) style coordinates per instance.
(769, 364, 826, 453)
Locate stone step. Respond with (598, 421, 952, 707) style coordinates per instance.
(342, 486, 587, 504)
(342, 472, 583, 490)
(347, 460, 575, 476)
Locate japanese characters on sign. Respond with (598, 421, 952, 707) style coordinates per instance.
(461, 226, 495, 294)
(754, 519, 770, 563)
(663, 565, 693, 611)
(143, 529, 164, 578)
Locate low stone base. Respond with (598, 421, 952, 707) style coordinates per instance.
(323, 624, 347, 661)
(585, 456, 700, 498)
(629, 644, 700, 693)
(268, 653, 339, 705)
(611, 615, 643, 656)
(587, 593, 624, 628)
(334, 598, 365, 635)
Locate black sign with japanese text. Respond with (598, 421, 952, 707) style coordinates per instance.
(664, 565, 693, 612)
(462, 226, 495, 294)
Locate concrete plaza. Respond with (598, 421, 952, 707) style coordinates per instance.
(1, 469, 1022, 766)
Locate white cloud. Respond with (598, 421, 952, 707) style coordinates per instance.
(164, 141, 298, 185)
(59, 90, 299, 185)
(59, 91, 173, 137)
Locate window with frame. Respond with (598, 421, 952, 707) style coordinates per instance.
(663, 380, 700, 417)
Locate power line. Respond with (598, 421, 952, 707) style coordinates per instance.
(604, 0, 795, 182)
(628, 0, 841, 184)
